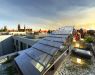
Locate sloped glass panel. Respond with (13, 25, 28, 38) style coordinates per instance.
(15, 54, 42, 75)
(26, 48, 52, 66)
(48, 34, 68, 38)
(32, 43, 58, 55)
(43, 37, 65, 43)
(38, 39, 63, 48)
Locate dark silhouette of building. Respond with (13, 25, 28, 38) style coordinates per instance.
(17, 24, 32, 32)
(3, 26, 7, 32)
(18, 24, 21, 31)
(24, 25, 26, 31)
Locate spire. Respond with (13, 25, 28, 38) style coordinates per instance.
(24, 25, 26, 31)
(18, 24, 20, 31)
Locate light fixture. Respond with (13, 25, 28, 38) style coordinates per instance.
(73, 38, 76, 42)
(60, 45, 64, 49)
(77, 58, 81, 64)
(75, 43, 80, 48)
(80, 38, 84, 41)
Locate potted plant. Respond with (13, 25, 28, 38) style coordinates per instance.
(84, 36, 94, 51)
(85, 36, 94, 43)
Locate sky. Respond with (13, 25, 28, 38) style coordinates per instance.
(0, 0, 95, 30)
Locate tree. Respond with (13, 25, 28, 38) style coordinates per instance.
(79, 28, 84, 38)
(47, 30, 52, 34)
(39, 29, 41, 33)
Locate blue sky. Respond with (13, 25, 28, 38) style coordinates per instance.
(0, 0, 95, 30)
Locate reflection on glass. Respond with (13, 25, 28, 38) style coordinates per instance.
(36, 63, 44, 72)
(31, 60, 44, 72)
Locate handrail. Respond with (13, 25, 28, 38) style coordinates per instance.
(43, 48, 69, 75)
(0, 52, 18, 60)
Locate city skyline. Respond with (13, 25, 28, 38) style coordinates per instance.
(0, 0, 95, 30)
(0, 24, 95, 30)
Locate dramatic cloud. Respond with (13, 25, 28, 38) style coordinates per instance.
(0, 0, 95, 29)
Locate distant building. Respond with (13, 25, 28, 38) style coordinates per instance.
(17, 24, 32, 32)
(18, 24, 21, 31)
(4, 26, 7, 32)
(0, 26, 8, 32)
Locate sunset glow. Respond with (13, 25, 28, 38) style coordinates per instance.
(0, 0, 95, 30)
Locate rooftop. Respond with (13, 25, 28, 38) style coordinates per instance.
(15, 26, 74, 75)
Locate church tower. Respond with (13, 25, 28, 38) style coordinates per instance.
(24, 25, 26, 31)
(18, 24, 21, 31)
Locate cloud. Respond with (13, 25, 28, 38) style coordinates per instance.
(52, 7, 95, 29)
(0, 0, 95, 29)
